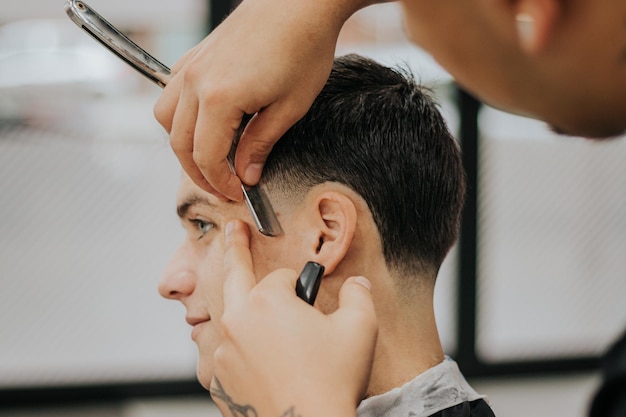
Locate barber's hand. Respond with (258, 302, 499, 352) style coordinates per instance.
(154, 0, 364, 201)
(211, 220, 378, 417)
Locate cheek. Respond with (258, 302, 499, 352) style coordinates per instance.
(249, 239, 290, 278)
(194, 242, 226, 389)
(195, 322, 221, 390)
(197, 243, 226, 315)
(249, 232, 319, 287)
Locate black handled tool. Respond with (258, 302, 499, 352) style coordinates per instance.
(295, 262, 324, 305)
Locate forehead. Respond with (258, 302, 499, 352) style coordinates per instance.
(176, 173, 248, 219)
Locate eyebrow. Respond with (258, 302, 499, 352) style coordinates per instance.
(176, 194, 216, 219)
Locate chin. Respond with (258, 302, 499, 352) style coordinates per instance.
(549, 122, 626, 140)
(547, 106, 626, 139)
(196, 360, 214, 391)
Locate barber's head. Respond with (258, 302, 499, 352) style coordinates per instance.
(400, 0, 626, 138)
(159, 54, 465, 388)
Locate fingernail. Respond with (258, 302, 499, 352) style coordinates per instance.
(243, 163, 264, 185)
(515, 13, 535, 52)
(354, 276, 372, 291)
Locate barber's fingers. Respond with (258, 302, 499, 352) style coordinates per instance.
(333, 276, 378, 337)
(222, 220, 256, 309)
(168, 87, 224, 196)
(332, 275, 378, 395)
(153, 79, 178, 133)
(153, 46, 197, 133)
(154, 47, 244, 200)
(193, 97, 245, 201)
(154, 48, 228, 197)
(235, 99, 311, 186)
(171, 45, 200, 73)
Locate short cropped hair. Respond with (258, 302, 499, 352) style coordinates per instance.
(263, 54, 466, 278)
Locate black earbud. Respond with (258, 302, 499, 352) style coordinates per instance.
(295, 262, 324, 305)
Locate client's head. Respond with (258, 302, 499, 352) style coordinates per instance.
(159, 54, 466, 388)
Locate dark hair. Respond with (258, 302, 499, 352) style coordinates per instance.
(263, 54, 466, 277)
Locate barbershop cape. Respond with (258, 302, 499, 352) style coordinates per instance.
(356, 357, 495, 417)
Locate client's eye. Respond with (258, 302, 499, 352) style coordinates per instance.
(189, 219, 215, 239)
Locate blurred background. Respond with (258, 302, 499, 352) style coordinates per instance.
(0, 1, 625, 416)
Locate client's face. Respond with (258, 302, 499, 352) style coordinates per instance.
(158, 173, 305, 388)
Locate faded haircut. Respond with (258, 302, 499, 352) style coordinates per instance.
(262, 54, 466, 278)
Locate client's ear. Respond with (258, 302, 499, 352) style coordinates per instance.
(302, 191, 357, 275)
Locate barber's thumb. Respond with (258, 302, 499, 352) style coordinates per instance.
(224, 219, 249, 243)
(337, 276, 377, 326)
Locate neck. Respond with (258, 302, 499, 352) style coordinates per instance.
(364, 284, 444, 398)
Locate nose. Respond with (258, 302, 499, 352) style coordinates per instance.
(159, 241, 198, 300)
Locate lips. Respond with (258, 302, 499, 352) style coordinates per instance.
(187, 316, 210, 341)
(186, 316, 210, 327)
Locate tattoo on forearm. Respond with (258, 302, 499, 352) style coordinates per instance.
(210, 378, 301, 417)
(280, 406, 301, 417)
(210, 377, 258, 417)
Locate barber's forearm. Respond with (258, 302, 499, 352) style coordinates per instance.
(285, 0, 387, 32)
(291, 0, 394, 26)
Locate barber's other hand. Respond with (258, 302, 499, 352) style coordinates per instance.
(154, 0, 360, 201)
(211, 220, 378, 417)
